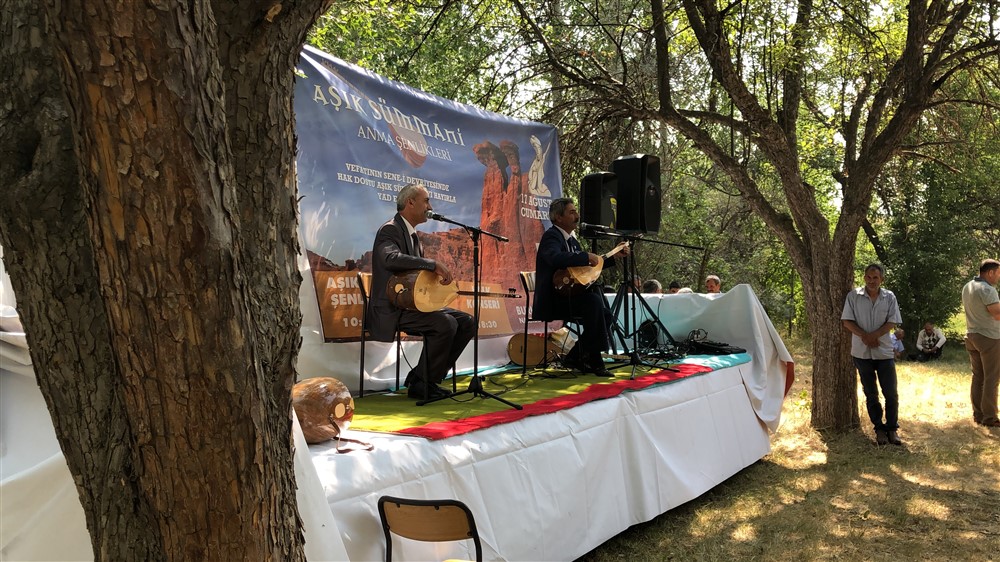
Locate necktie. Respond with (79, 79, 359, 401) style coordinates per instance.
(411, 233, 421, 257)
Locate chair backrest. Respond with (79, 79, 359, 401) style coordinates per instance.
(358, 272, 373, 305)
(378, 495, 483, 562)
(519, 271, 536, 293)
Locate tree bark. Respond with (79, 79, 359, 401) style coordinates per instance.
(0, 3, 162, 558)
(1, 0, 331, 559)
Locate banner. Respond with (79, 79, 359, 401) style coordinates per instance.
(295, 46, 561, 341)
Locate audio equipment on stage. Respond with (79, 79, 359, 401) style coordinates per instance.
(611, 154, 661, 233)
(579, 172, 618, 235)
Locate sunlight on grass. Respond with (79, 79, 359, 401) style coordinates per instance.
(730, 522, 756, 541)
(857, 472, 887, 485)
(904, 497, 950, 520)
(581, 337, 1000, 562)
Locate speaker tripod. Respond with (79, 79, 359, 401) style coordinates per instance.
(605, 237, 679, 378)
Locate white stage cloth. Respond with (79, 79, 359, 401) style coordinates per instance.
(306, 283, 793, 561)
(314, 359, 772, 562)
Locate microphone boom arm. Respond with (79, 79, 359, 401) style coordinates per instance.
(427, 211, 508, 242)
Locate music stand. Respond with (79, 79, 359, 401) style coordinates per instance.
(416, 217, 522, 410)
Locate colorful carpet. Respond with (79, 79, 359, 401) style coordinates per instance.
(348, 354, 750, 439)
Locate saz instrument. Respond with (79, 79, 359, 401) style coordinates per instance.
(388, 269, 519, 312)
(553, 241, 629, 296)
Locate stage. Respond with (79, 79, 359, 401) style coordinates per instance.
(313, 356, 775, 561)
(305, 283, 793, 561)
(1, 270, 793, 561)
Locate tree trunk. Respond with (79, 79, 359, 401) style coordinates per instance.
(0, 3, 162, 559)
(801, 256, 861, 430)
(1, 0, 331, 559)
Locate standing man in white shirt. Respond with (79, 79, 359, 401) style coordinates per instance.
(961, 259, 1000, 428)
(842, 264, 904, 446)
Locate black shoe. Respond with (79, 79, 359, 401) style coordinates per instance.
(560, 352, 587, 372)
(875, 429, 888, 445)
(407, 381, 449, 399)
(887, 430, 902, 445)
(591, 366, 614, 377)
(586, 353, 614, 377)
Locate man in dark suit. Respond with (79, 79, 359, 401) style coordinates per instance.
(369, 183, 476, 400)
(533, 197, 620, 376)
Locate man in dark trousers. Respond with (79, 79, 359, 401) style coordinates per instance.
(533, 197, 623, 376)
(841, 263, 904, 445)
(368, 183, 475, 400)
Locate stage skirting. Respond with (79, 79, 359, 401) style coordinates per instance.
(314, 358, 772, 561)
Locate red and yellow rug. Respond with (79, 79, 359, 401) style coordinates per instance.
(348, 361, 715, 440)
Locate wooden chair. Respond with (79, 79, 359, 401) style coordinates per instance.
(358, 271, 410, 397)
(378, 495, 483, 562)
(357, 272, 455, 399)
(357, 272, 375, 397)
(518, 271, 581, 376)
(518, 271, 553, 376)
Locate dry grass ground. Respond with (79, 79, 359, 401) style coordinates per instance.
(579, 339, 1000, 561)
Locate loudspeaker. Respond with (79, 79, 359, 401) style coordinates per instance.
(611, 154, 660, 233)
(579, 172, 618, 229)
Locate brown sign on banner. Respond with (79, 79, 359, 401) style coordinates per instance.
(313, 271, 366, 341)
(313, 270, 517, 341)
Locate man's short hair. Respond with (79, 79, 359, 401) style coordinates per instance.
(641, 279, 662, 293)
(706, 275, 720, 283)
(668, 281, 681, 290)
(396, 183, 424, 211)
(979, 259, 1000, 275)
(865, 263, 885, 277)
(549, 198, 574, 221)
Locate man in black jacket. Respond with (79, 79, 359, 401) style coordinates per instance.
(369, 183, 475, 400)
(533, 198, 620, 376)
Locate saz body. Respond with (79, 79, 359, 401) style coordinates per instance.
(388, 269, 519, 312)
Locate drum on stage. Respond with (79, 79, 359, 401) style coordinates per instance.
(507, 332, 561, 366)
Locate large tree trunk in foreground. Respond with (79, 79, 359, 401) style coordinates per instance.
(1, 0, 330, 559)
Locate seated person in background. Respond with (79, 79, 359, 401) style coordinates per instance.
(916, 322, 946, 361)
(891, 328, 906, 361)
(534, 197, 627, 377)
(705, 275, 722, 293)
(369, 183, 476, 400)
(667, 280, 681, 294)
(641, 279, 663, 294)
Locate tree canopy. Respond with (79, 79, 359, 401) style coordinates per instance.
(312, 0, 1000, 429)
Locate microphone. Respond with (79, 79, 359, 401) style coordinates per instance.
(579, 222, 612, 232)
(426, 210, 509, 242)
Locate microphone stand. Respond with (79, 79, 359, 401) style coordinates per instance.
(417, 214, 522, 410)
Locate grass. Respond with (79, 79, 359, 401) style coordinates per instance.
(578, 339, 1000, 561)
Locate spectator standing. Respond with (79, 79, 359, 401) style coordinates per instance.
(915, 322, 946, 361)
(841, 263, 903, 445)
(961, 259, 1000, 427)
